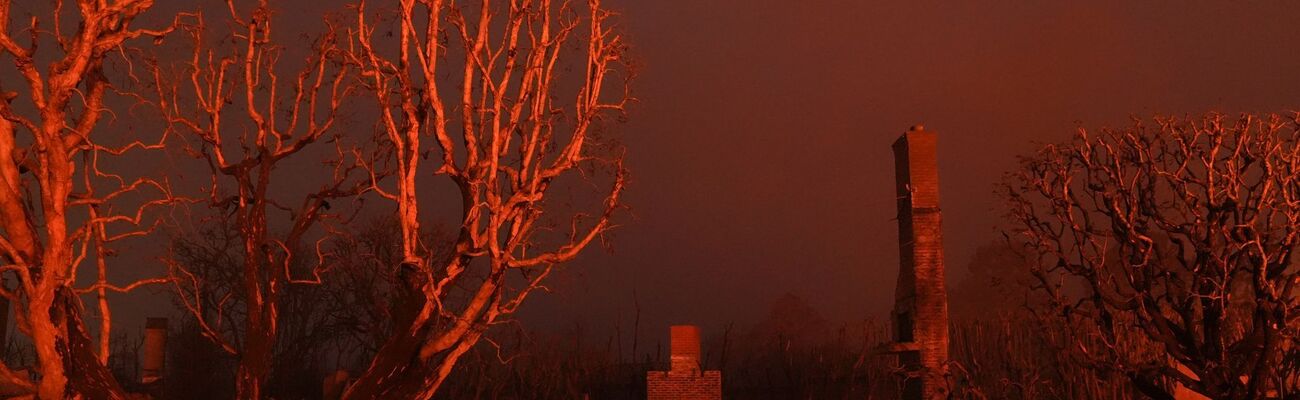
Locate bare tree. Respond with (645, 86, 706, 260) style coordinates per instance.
(150, 1, 367, 397)
(318, 218, 454, 362)
(339, 0, 632, 396)
(0, 1, 187, 398)
(1002, 113, 1300, 399)
(164, 215, 411, 399)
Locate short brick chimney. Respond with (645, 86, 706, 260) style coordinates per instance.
(669, 325, 701, 375)
(141, 317, 167, 384)
(647, 325, 721, 400)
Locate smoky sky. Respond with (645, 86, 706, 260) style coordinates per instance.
(521, 0, 1300, 335)
(14, 1, 1300, 341)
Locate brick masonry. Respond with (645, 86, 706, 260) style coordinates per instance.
(891, 126, 950, 400)
(647, 325, 721, 400)
(647, 371, 722, 400)
(669, 325, 702, 374)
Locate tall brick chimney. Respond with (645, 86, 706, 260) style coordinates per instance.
(141, 317, 167, 384)
(890, 125, 950, 399)
(647, 325, 721, 400)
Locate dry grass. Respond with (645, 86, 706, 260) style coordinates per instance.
(434, 317, 1154, 399)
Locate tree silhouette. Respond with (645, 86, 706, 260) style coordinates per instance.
(1002, 113, 1300, 399)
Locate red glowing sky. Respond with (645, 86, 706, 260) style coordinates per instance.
(15, 0, 1300, 336)
(525, 0, 1300, 333)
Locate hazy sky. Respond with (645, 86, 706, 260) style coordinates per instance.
(521, 0, 1300, 335)
(15, 1, 1300, 342)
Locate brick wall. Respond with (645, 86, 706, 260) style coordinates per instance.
(647, 371, 722, 400)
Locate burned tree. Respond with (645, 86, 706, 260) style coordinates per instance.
(340, 0, 632, 397)
(0, 1, 184, 398)
(1003, 113, 1300, 399)
(151, 1, 365, 398)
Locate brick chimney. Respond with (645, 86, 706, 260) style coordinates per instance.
(669, 325, 701, 375)
(141, 317, 167, 384)
(889, 125, 950, 399)
(648, 325, 721, 400)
